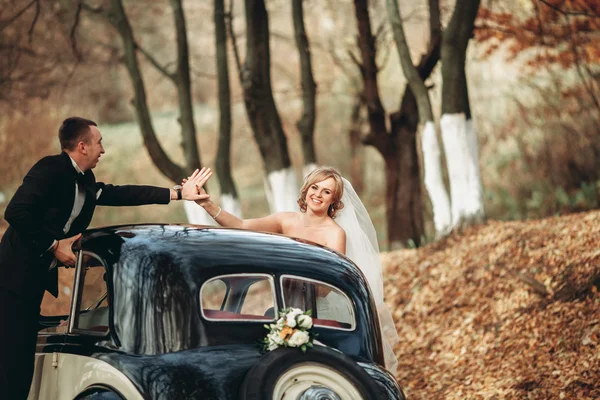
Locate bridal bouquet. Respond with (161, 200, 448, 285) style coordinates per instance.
(263, 307, 316, 353)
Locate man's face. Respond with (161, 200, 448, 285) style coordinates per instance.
(82, 126, 105, 170)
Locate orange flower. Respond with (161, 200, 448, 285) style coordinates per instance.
(279, 326, 295, 340)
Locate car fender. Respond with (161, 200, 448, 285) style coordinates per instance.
(356, 361, 406, 400)
(55, 353, 143, 400)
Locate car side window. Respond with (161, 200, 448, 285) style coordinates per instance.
(281, 275, 355, 331)
(202, 278, 227, 310)
(73, 252, 109, 334)
(40, 266, 75, 318)
(201, 274, 276, 322)
(38, 266, 76, 333)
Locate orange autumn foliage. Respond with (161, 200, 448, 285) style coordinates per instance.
(476, 1, 600, 69)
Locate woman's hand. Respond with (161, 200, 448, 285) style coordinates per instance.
(183, 167, 213, 206)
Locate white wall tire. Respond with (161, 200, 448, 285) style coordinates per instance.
(272, 362, 363, 399)
(239, 347, 385, 399)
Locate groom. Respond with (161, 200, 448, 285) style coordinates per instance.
(0, 117, 206, 399)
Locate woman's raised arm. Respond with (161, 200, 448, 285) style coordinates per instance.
(185, 168, 285, 233)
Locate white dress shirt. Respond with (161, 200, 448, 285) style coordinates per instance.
(63, 156, 86, 233)
(48, 157, 86, 268)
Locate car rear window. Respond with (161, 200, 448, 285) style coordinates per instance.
(200, 274, 277, 322)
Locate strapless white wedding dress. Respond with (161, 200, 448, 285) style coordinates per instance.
(333, 178, 400, 375)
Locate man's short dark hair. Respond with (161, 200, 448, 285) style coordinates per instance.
(58, 117, 97, 151)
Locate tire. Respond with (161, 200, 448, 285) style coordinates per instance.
(239, 346, 385, 400)
(75, 390, 124, 400)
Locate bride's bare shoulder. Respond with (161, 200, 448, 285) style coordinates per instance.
(330, 220, 346, 238)
(276, 212, 302, 224)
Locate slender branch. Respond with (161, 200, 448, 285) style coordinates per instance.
(27, 0, 40, 43)
(70, 0, 83, 61)
(136, 42, 176, 82)
(80, 2, 104, 13)
(386, 0, 434, 122)
(429, 0, 441, 42)
(328, 42, 362, 92)
(227, 0, 243, 83)
(347, 49, 363, 72)
(563, 12, 600, 110)
(0, 0, 37, 32)
(537, 0, 600, 18)
(0, 44, 36, 56)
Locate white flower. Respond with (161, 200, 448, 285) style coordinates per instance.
(288, 308, 303, 317)
(286, 315, 297, 328)
(288, 330, 309, 347)
(269, 332, 284, 345)
(297, 314, 313, 329)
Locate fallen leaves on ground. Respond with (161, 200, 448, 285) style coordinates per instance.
(382, 210, 600, 400)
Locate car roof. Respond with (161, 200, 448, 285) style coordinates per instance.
(81, 224, 368, 289)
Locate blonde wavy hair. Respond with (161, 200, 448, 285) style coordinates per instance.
(297, 166, 344, 218)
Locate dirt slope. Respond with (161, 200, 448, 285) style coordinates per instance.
(383, 211, 600, 400)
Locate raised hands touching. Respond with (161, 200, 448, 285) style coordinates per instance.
(181, 167, 213, 202)
(182, 167, 213, 205)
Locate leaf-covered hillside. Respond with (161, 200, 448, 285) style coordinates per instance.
(383, 211, 600, 400)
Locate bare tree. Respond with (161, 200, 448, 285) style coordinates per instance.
(232, 0, 298, 212)
(440, 0, 484, 227)
(292, 0, 317, 176)
(386, 0, 451, 236)
(214, 0, 241, 217)
(353, 0, 445, 248)
(0, 0, 73, 104)
(82, 0, 212, 224)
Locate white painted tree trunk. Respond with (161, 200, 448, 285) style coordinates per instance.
(184, 201, 216, 226)
(421, 121, 452, 235)
(302, 163, 318, 178)
(440, 113, 484, 227)
(221, 194, 243, 218)
(184, 194, 243, 225)
(264, 167, 300, 213)
(465, 119, 484, 219)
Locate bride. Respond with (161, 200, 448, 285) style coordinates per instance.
(186, 166, 399, 374)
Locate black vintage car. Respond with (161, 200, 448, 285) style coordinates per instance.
(30, 224, 406, 400)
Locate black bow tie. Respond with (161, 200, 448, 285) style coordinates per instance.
(76, 173, 86, 186)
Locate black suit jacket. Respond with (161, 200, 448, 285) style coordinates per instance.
(0, 152, 170, 301)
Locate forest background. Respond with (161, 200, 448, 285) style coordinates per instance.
(2, 0, 597, 250)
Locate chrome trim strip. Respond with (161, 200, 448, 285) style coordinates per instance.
(67, 250, 84, 333)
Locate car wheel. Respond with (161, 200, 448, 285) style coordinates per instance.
(75, 390, 123, 400)
(239, 346, 384, 400)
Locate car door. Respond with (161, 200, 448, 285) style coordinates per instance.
(29, 263, 77, 400)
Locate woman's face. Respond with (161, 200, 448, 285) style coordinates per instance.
(305, 177, 337, 215)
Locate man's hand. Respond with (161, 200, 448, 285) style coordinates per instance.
(182, 167, 212, 203)
(52, 233, 81, 268)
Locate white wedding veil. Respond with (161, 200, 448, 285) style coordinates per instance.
(336, 178, 400, 375)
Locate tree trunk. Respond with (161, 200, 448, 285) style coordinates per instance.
(387, 0, 451, 235)
(243, 0, 297, 212)
(441, 0, 484, 227)
(170, 0, 201, 172)
(292, 0, 317, 169)
(353, 0, 424, 248)
(106, 0, 185, 182)
(169, 0, 213, 225)
(348, 95, 365, 195)
(386, 0, 434, 123)
(214, 0, 242, 217)
(387, 89, 424, 249)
